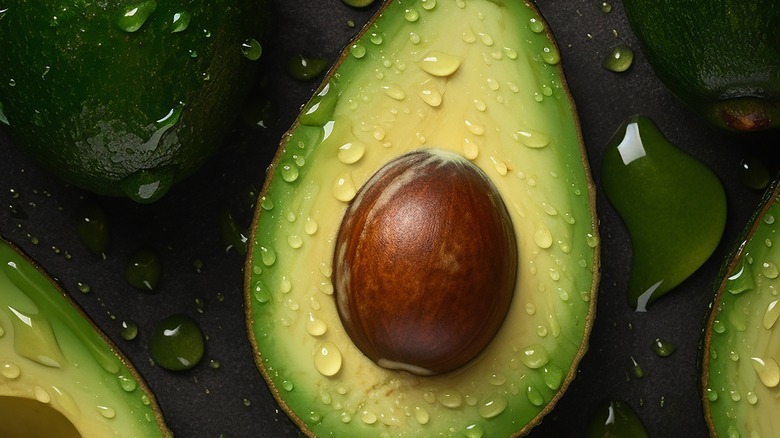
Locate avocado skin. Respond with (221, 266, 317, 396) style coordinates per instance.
(0, 0, 269, 202)
(623, 0, 780, 131)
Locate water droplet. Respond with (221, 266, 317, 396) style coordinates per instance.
(419, 87, 443, 107)
(601, 2, 613, 13)
(520, 344, 550, 368)
(478, 393, 507, 418)
(438, 390, 463, 408)
(418, 51, 462, 77)
(279, 160, 300, 183)
(150, 314, 205, 371)
(119, 166, 176, 203)
(76, 202, 110, 258)
(764, 299, 780, 329)
(529, 18, 545, 33)
(314, 342, 342, 376)
(527, 385, 545, 406)
(34, 386, 50, 403)
(534, 225, 553, 249)
(751, 356, 780, 388)
(408, 32, 421, 44)
(97, 405, 116, 419)
(253, 280, 271, 303)
(541, 46, 560, 65)
(404, 8, 419, 22)
(651, 338, 677, 357)
(125, 247, 161, 292)
(120, 320, 139, 341)
(738, 156, 770, 190)
(333, 173, 357, 202)
(361, 410, 377, 424)
(350, 43, 367, 59)
(241, 38, 263, 61)
(603, 45, 634, 72)
(543, 365, 564, 390)
(118, 0, 157, 32)
(260, 245, 276, 267)
(118, 374, 138, 392)
(413, 406, 429, 424)
(762, 261, 779, 279)
(170, 11, 190, 32)
(336, 141, 367, 165)
(305, 313, 327, 337)
(630, 356, 644, 378)
(0, 362, 21, 379)
(514, 128, 550, 148)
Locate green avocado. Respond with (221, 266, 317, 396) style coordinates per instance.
(0, 239, 170, 437)
(623, 0, 780, 132)
(0, 0, 268, 202)
(702, 178, 780, 436)
(245, 0, 600, 436)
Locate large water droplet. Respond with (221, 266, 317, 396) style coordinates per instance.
(170, 11, 190, 32)
(751, 356, 780, 388)
(603, 45, 634, 73)
(242, 38, 263, 61)
(418, 51, 462, 77)
(150, 314, 205, 371)
(314, 342, 342, 376)
(118, 1, 157, 32)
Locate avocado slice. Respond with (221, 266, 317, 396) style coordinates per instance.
(622, 0, 780, 132)
(0, 239, 171, 437)
(0, 0, 269, 202)
(245, 0, 599, 436)
(702, 178, 780, 436)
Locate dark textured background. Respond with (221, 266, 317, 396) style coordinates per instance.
(1, 1, 778, 436)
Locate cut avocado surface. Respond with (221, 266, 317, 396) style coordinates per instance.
(702, 179, 780, 437)
(0, 239, 171, 437)
(246, 0, 599, 436)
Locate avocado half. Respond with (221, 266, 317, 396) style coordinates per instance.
(0, 0, 269, 202)
(0, 239, 170, 437)
(245, 0, 600, 436)
(702, 178, 780, 436)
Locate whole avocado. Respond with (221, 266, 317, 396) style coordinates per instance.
(623, 0, 780, 132)
(0, 0, 268, 202)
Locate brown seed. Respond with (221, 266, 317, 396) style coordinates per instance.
(333, 149, 517, 375)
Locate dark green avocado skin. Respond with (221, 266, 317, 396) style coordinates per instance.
(623, 0, 780, 131)
(0, 1, 268, 202)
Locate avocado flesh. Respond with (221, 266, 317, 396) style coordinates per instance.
(623, 0, 780, 131)
(703, 180, 780, 437)
(0, 0, 268, 202)
(0, 239, 171, 437)
(246, 1, 599, 436)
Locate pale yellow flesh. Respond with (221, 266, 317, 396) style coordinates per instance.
(0, 241, 170, 438)
(248, 0, 598, 436)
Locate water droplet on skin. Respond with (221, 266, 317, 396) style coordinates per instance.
(404, 8, 419, 22)
(279, 160, 299, 183)
(514, 128, 550, 148)
(241, 38, 263, 61)
(260, 245, 276, 266)
(125, 247, 162, 292)
(382, 84, 406, 100)
(120, 320, 139, 341)
(414, 406, 429, 424)
(543, 365, 564, 390)
(118, 0, 157, 32)
(408, 32, 421, 44)
(314, 342, 342, 376)
(763, 261, 779, 279)
(738, 156, 770, 190)
(603, 45, 634, 72)
(150, 314, 205, 371)
(118, 374, 138, 392)
(305, 313, 327, 336)
(361, 410, 377, 424)
(534, 226, 553, 249)
(170, 11, 190, 32)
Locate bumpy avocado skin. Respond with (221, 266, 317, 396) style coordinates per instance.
(623, 0, 780, 131)
(246, 0, 599, 436)
(702, 180, 780, 436)
(0, 0, 269, 202)
(0, 239, 171, 437)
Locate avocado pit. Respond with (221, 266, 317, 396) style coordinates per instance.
(333, 149, 517, 375)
